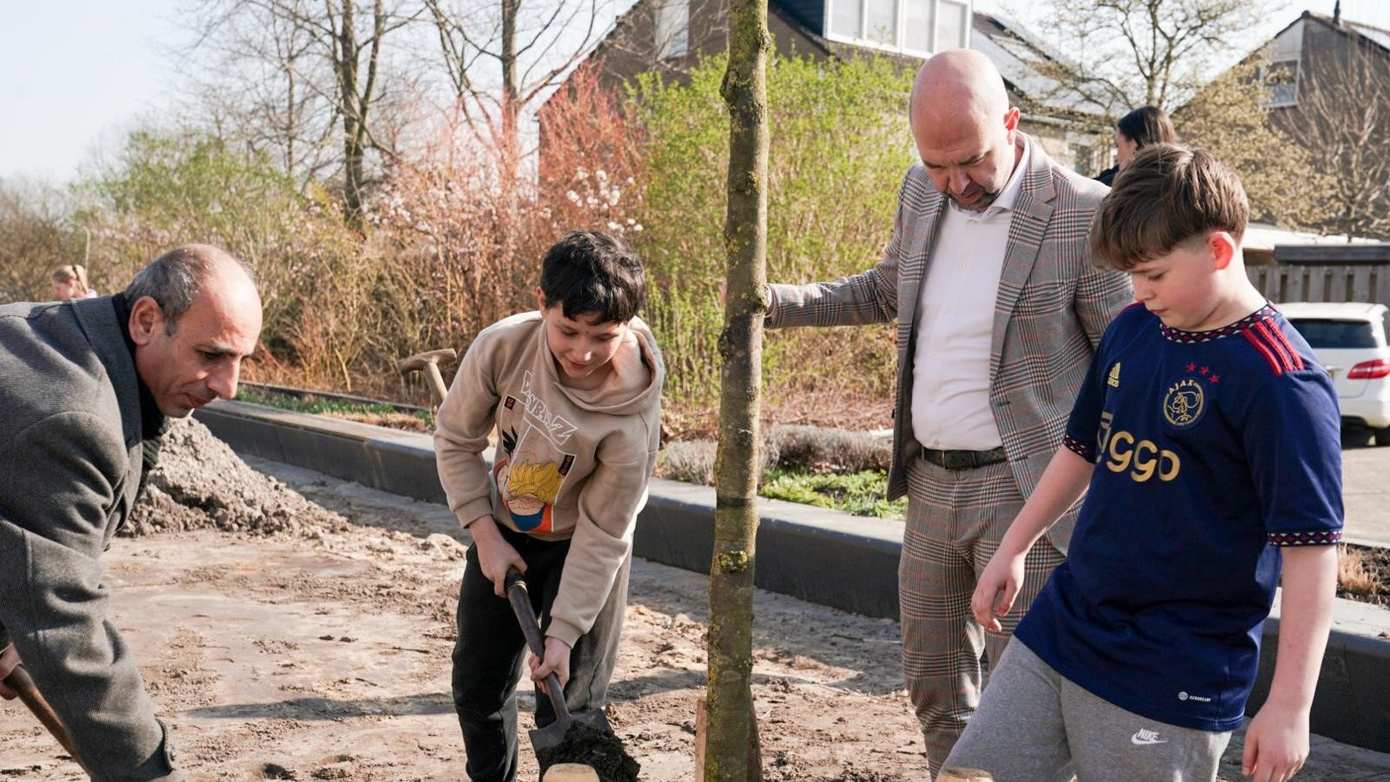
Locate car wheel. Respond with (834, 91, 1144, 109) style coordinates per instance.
(1345, 427, 1375, 448)
(1375, 426, 1390, 447)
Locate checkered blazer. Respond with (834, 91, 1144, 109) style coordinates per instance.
(767, 135, 1132, 550)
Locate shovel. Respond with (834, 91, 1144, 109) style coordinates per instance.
(503, 570, 613, 758)
(1, 646, 91, 775)
(500, 572, 608, 755)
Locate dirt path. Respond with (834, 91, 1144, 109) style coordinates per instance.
(3, 458, 1389, 781)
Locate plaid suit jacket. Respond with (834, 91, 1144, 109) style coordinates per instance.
(767, 135, 1132, 551)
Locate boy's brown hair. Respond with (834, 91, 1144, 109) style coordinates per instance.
(1091, 144, 1249, 271)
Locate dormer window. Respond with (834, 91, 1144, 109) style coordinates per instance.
(828, 0, 969, 55)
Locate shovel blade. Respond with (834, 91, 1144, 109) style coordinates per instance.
(527, 709, 612, 755)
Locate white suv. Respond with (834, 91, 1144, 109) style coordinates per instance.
(1279, 302, 1390, 447)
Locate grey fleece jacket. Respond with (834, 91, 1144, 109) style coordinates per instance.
(0, 297, 181, 780)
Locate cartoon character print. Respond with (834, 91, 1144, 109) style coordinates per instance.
(492, 396, 576, 534)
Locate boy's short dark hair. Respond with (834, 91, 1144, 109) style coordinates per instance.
(1091, 144, 1249, 271)
(540, 230, 646, 323)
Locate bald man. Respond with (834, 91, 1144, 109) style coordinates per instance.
(764, 50, 1132, 774)
(0, 245, 261, 779)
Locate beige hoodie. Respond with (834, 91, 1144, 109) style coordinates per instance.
(435, 311, 665, 646)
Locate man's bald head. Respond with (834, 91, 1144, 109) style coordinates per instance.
(126, 244, 263, 417)
(907, 49, 1022, 211)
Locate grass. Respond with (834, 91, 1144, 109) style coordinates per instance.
(759, 467, 906, 519)
(235, 387, 434, 431)
(1337, 544, 1388, 606)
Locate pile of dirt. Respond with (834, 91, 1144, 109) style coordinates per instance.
(123, 417, 351, 537)
(536, 722, 641, 781)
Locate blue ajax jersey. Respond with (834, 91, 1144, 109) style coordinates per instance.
(1015, 303, 1343, 732)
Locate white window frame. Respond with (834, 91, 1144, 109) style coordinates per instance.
(824, 0, 971, 57)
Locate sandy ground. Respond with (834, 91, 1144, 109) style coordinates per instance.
(3, 457, 1390, 781)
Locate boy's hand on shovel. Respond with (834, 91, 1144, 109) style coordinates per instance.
(530, 636, 572, 695)
(469, 515, 527, 597)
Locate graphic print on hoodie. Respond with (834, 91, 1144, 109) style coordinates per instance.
(493, 375, 579, 533)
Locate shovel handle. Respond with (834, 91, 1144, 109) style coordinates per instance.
(504, 570, 572, 722)
(5, 664, 90, 774)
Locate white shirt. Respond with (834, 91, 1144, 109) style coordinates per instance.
(910, 138, 1030, 451)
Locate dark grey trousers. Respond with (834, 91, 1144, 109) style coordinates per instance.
(451, 523, 630, 782)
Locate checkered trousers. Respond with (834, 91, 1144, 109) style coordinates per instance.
(901, 456, 1068, 779)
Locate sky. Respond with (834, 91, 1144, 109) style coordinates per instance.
(3, 0, 1389, 183)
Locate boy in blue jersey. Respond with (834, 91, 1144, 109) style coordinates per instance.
(942, 145, 1342, 782)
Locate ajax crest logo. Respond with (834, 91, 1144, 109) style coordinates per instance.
(1163, 378, 1205, 427)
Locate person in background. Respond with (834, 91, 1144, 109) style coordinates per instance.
(1095, 106, 1177, 186)
(51, 264, 98, 300)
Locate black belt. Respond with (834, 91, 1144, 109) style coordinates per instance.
(920, 446, 1007, 471)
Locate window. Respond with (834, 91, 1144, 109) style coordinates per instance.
(1261, 20, 1302, 109)
(830, 0, 862, 39)
(902, 0, 931, 53)
(826, 0, 969, 55)
(656, 0, 689, 60)
(935, 0, 967, 49)
(1264, 58, 1299, 108)
(1288, 319, 1377, 349)
(864, 0, 896, 45)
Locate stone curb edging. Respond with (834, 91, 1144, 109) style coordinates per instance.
(195, 400, 1390, 752)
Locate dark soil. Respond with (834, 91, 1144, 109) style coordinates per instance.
(535, 722, 641, 782)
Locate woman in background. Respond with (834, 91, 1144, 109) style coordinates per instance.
(51, 264, 97, 300)
(1095, 105, 1177, 186)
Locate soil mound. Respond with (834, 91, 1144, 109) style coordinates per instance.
(536, 722, 640, 781)
(124, 417, 350, 537)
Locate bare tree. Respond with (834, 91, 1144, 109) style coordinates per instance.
(1176, 59, 1334, 230)
(703, 0, 769, 776)
(1007, 0, 1278, 116)
(181, 0, 341, 187)
(1278, 36, 1390, 239)
(422, 0, 606, 173)
(184, 0, 417, 224)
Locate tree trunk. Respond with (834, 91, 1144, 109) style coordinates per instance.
(703, 0, 770, 776)
(498, 0, 521, 272)
(337, 0, 364, 225)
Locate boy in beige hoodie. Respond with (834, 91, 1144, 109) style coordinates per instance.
(434, 230, 665, 781)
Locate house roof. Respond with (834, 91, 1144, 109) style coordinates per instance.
(1259, 10, 1390, 57)
(969, 12, 1106, 119)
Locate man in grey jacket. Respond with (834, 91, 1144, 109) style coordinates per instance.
(0, 245, 261, 779)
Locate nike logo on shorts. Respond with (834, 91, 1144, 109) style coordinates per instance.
(1131, 729, 1169, 746)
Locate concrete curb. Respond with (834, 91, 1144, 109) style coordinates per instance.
(195, 400, 1390, 752)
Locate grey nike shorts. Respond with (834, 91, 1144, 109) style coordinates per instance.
(943, 639, 1232, 782)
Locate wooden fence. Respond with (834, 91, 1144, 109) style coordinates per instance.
(1247, 263, 1390, 306)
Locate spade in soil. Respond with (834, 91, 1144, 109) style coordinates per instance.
(505, 571, 640, 781)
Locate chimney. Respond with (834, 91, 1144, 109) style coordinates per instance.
(1334, 0, 1342, 25)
